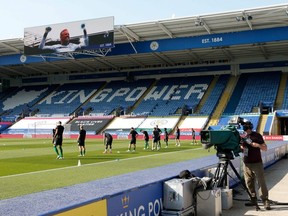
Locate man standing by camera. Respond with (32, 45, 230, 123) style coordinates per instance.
(241, 121, 271, 210)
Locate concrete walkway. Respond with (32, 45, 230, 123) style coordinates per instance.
(223, 158, 288, 216)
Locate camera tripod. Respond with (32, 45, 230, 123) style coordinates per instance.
(211, 153, 261, 211)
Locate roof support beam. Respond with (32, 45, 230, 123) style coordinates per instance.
(258, 44, 269, 59)
(151, 52, 174, 66)
(0, 42, 21, 53)
(221, 48, 234, 61)
(42, 61, 70, 73)
(243, 12, 253, 30)
(156, 22, 173, 38)
(126, 55, 146, 67)
(71, 60, 95, 71)
(118, 26, 140, 42)
(94, 57, 119, 70)
(186, 50, 204, 62)
(0, 66, 26, 76)
(195, 17, 211, 34)
(24, 65, 48, 75)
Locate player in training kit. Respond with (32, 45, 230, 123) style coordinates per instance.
(77, 125, 86, 156)
(127, 127, 138, 152)
(152, 127, 160, 150)
(53, 121, 65, 159)
(175, 126, 181, 146)
(164, 128, 169, 148)
(103, 132, 113, 153)
(140, 129, 149, 149)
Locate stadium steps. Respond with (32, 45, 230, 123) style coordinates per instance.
(274, 72, 287, 110)
(257, 114, 268, 134)
(205, 75, 239, 129)
(130, 79, 157, 114)
(263, 114, 274, 135)
(194, 76, 219, 113)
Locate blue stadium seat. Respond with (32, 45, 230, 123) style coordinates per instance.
(134, 76, 213, 116)
(233, 72, 280, 114)
(35, 82, 104, 116)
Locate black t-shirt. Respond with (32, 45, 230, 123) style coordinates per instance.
(243, 131, 264, 163)
(143, 131, 149, 141)
(153, 130, 160, 139)
(105, 133, 113, 141)
(78, 129, 86, 142)
(164, 131, 169, 139)
(55, 125, 64, 138)
(130, 130, 138, 139)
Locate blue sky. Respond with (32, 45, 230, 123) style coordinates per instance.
(0, 0, 287, 40)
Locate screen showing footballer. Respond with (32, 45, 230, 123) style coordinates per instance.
(24, 16, 114, 55)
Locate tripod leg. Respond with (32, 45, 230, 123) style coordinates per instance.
(212, 161, 227, 188)
(229, 161, 260, 211)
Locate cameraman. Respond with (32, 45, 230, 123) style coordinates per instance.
(240, 121, 271, 210)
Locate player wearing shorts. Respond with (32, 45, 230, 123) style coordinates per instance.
(164, 128, 169, 148)
(152, 127, 160, 150)
(53, 121, 65, 159)
(127, 127, 138, 152)
(77, 125, 86, 156)
(103, 132, 113, 153)
(140, 129, 149, 149)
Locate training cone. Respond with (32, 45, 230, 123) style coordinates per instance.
(78, 159, 81, 166)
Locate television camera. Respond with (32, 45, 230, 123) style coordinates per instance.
(200, 117, 261, 210)
(200, 116, 253, 159)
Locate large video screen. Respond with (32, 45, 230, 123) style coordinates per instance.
(24, 16, 114, 55)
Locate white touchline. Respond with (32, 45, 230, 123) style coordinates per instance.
(0, 147, 202, 179)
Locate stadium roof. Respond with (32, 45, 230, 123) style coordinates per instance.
(0, 4, 288, 79)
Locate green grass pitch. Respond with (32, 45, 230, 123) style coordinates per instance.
(0, 138, 216, 200)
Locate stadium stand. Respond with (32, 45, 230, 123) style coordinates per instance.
(0, 85, 58, 121)
(133, 76, 213, 116)
(199, 74, 230, 115)
(234, 72, 281, 114)
(34, 82, 105, 117)
(86, 79, 154, 116)
(0, 70, 281, 136)
(223, 74, 248, 115)
(281, 78, 288, 110)
(0, 71, 280, 136)
(209, 114, 261, 131)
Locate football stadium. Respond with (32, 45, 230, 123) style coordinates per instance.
(0, 3, 288, 216)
